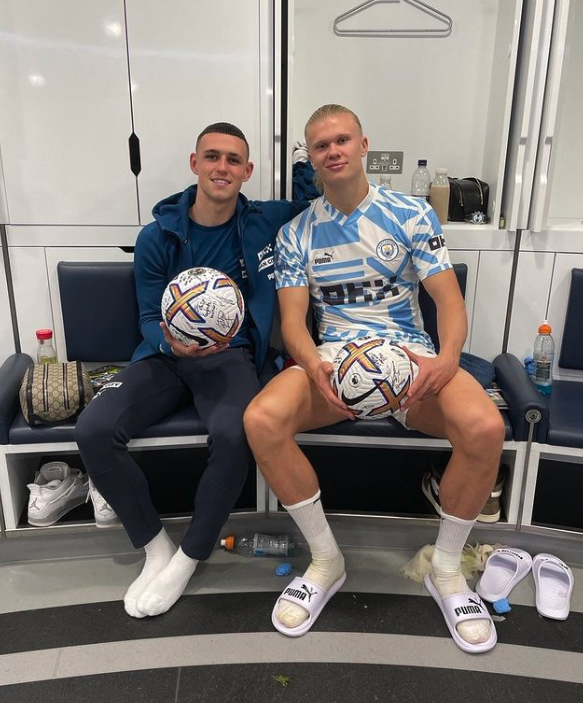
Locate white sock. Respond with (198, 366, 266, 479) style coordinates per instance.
(137, 547, 198, 617)
(276, 490, 345, 629)
(124, 528, 176, 618)
(431, 511, 491, 644)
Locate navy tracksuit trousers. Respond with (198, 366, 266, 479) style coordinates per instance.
(75, 348, 260, 560)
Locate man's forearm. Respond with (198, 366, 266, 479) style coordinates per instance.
(435, 298, 467, 360)
(281, 320, 322, 378)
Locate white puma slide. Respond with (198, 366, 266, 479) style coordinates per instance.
(532, 553, 574, 621)
(476, 548, 532, 603)
(271, 574, 346, 637)
(424, 574, 497, 654)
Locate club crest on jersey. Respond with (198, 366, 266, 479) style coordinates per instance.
(376, 238, 399, 261)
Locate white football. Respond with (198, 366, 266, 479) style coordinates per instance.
(331, 337, 417, 420)
(161, 267, 245, 348)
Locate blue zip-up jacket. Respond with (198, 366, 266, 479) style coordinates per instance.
(132, 185, 307, 370)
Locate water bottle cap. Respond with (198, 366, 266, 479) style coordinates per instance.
(436, 168, 447, 174)
(221, 535, 235, 550)
(538, 321, 552, 334)
(417, 159, 427, 166)
(36, 329, 53, 340)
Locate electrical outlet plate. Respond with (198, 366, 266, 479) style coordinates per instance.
(366, 150, 403, 174)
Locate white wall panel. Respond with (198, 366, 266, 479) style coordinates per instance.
(0, 0, 138, 225)
(127, 0, 267, 222)
(0, 249, 16, 364)
(0, 142, 9, 223)
(10, 247, 52, 360)
(287, 0, 521, 221)
(470, 250, 513, 360)
(506, 250, 555, 362)
(448, 250, 478, 354)
(545, 0, 583, 225)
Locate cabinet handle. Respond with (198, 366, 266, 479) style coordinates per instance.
(128, 132, 141, 176)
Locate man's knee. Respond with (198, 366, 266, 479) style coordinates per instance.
(210, 423, 249, 457)
(75, 405, 121, 455)
(455, 407, 505, 457)
(244, 393, 283, 445)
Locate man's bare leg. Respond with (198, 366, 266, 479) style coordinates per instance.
(407, 369, 505, 645)
(244, 368, 347, 630)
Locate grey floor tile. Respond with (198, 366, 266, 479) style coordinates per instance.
(0, 668, 179, 703)
(176, 662, 583, 703)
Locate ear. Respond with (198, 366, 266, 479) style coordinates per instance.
(242, 160, 254, 183)
(189, 152, 198, 176)
(360, 136, 369, 157)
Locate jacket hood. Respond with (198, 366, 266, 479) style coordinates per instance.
(151, 185, 258, 240)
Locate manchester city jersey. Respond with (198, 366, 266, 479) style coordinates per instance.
(275, 184, 452, 349)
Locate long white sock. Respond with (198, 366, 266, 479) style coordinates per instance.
(124, 528, 176, 618)
(276, 490, 345, 629)
(431, 511, 491, 644)
(137, 547, 198, 617)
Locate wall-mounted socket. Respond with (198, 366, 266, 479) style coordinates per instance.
(366, 151, 403, 175)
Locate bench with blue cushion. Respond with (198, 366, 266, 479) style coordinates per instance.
(544, 268, 583, 449)
(0, 261, 545, 448)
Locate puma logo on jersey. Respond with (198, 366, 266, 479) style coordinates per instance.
(314, 252, 334, 265)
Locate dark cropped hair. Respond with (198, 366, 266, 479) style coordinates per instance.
(196, 122, 249, 157)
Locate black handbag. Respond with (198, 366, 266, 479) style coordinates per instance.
(448, 177, 489, 223)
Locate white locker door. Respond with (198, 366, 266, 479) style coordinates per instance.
(0, 0, 138, 225)
(506, 250, 555, 362)
(126, 0, 272, 223)
(529, 0, 580, 232)
(501, 0, 555, 232)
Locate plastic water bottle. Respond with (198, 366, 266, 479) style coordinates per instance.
(220, 533, 297, 557)
(411, 159, 431, 201)
(533, 320, 555, 395)
(379, 174, 392, 189)
(36, 329, 58, 364)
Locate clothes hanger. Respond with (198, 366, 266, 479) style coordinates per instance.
(333, 0, 453, 38)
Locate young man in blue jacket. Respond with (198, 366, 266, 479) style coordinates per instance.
(76, 122, 307, 618)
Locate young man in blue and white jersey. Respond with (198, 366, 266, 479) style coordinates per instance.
(244, 104, 504, 653)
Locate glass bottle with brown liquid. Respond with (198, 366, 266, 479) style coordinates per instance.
(429, 168, 450, 225)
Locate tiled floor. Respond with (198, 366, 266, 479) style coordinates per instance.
(0, 516, 582, 702)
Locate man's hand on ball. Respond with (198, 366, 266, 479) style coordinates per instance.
(160, 322, 229, 358)
(311, 360, 355, 420)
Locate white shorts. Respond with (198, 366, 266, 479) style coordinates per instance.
(290, 339, 436, 428)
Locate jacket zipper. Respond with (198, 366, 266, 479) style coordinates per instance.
(237, 206, 259, 344)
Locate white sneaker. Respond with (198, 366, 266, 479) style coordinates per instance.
(87, 478, 121, 528)
(27, 461, 89, 527)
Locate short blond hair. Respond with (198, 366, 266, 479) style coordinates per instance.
(304, 104, 363, 143)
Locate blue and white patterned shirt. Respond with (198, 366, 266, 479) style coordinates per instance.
(275, 183, 452, 350)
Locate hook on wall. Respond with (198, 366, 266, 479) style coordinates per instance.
(333, 0, 453, 38)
